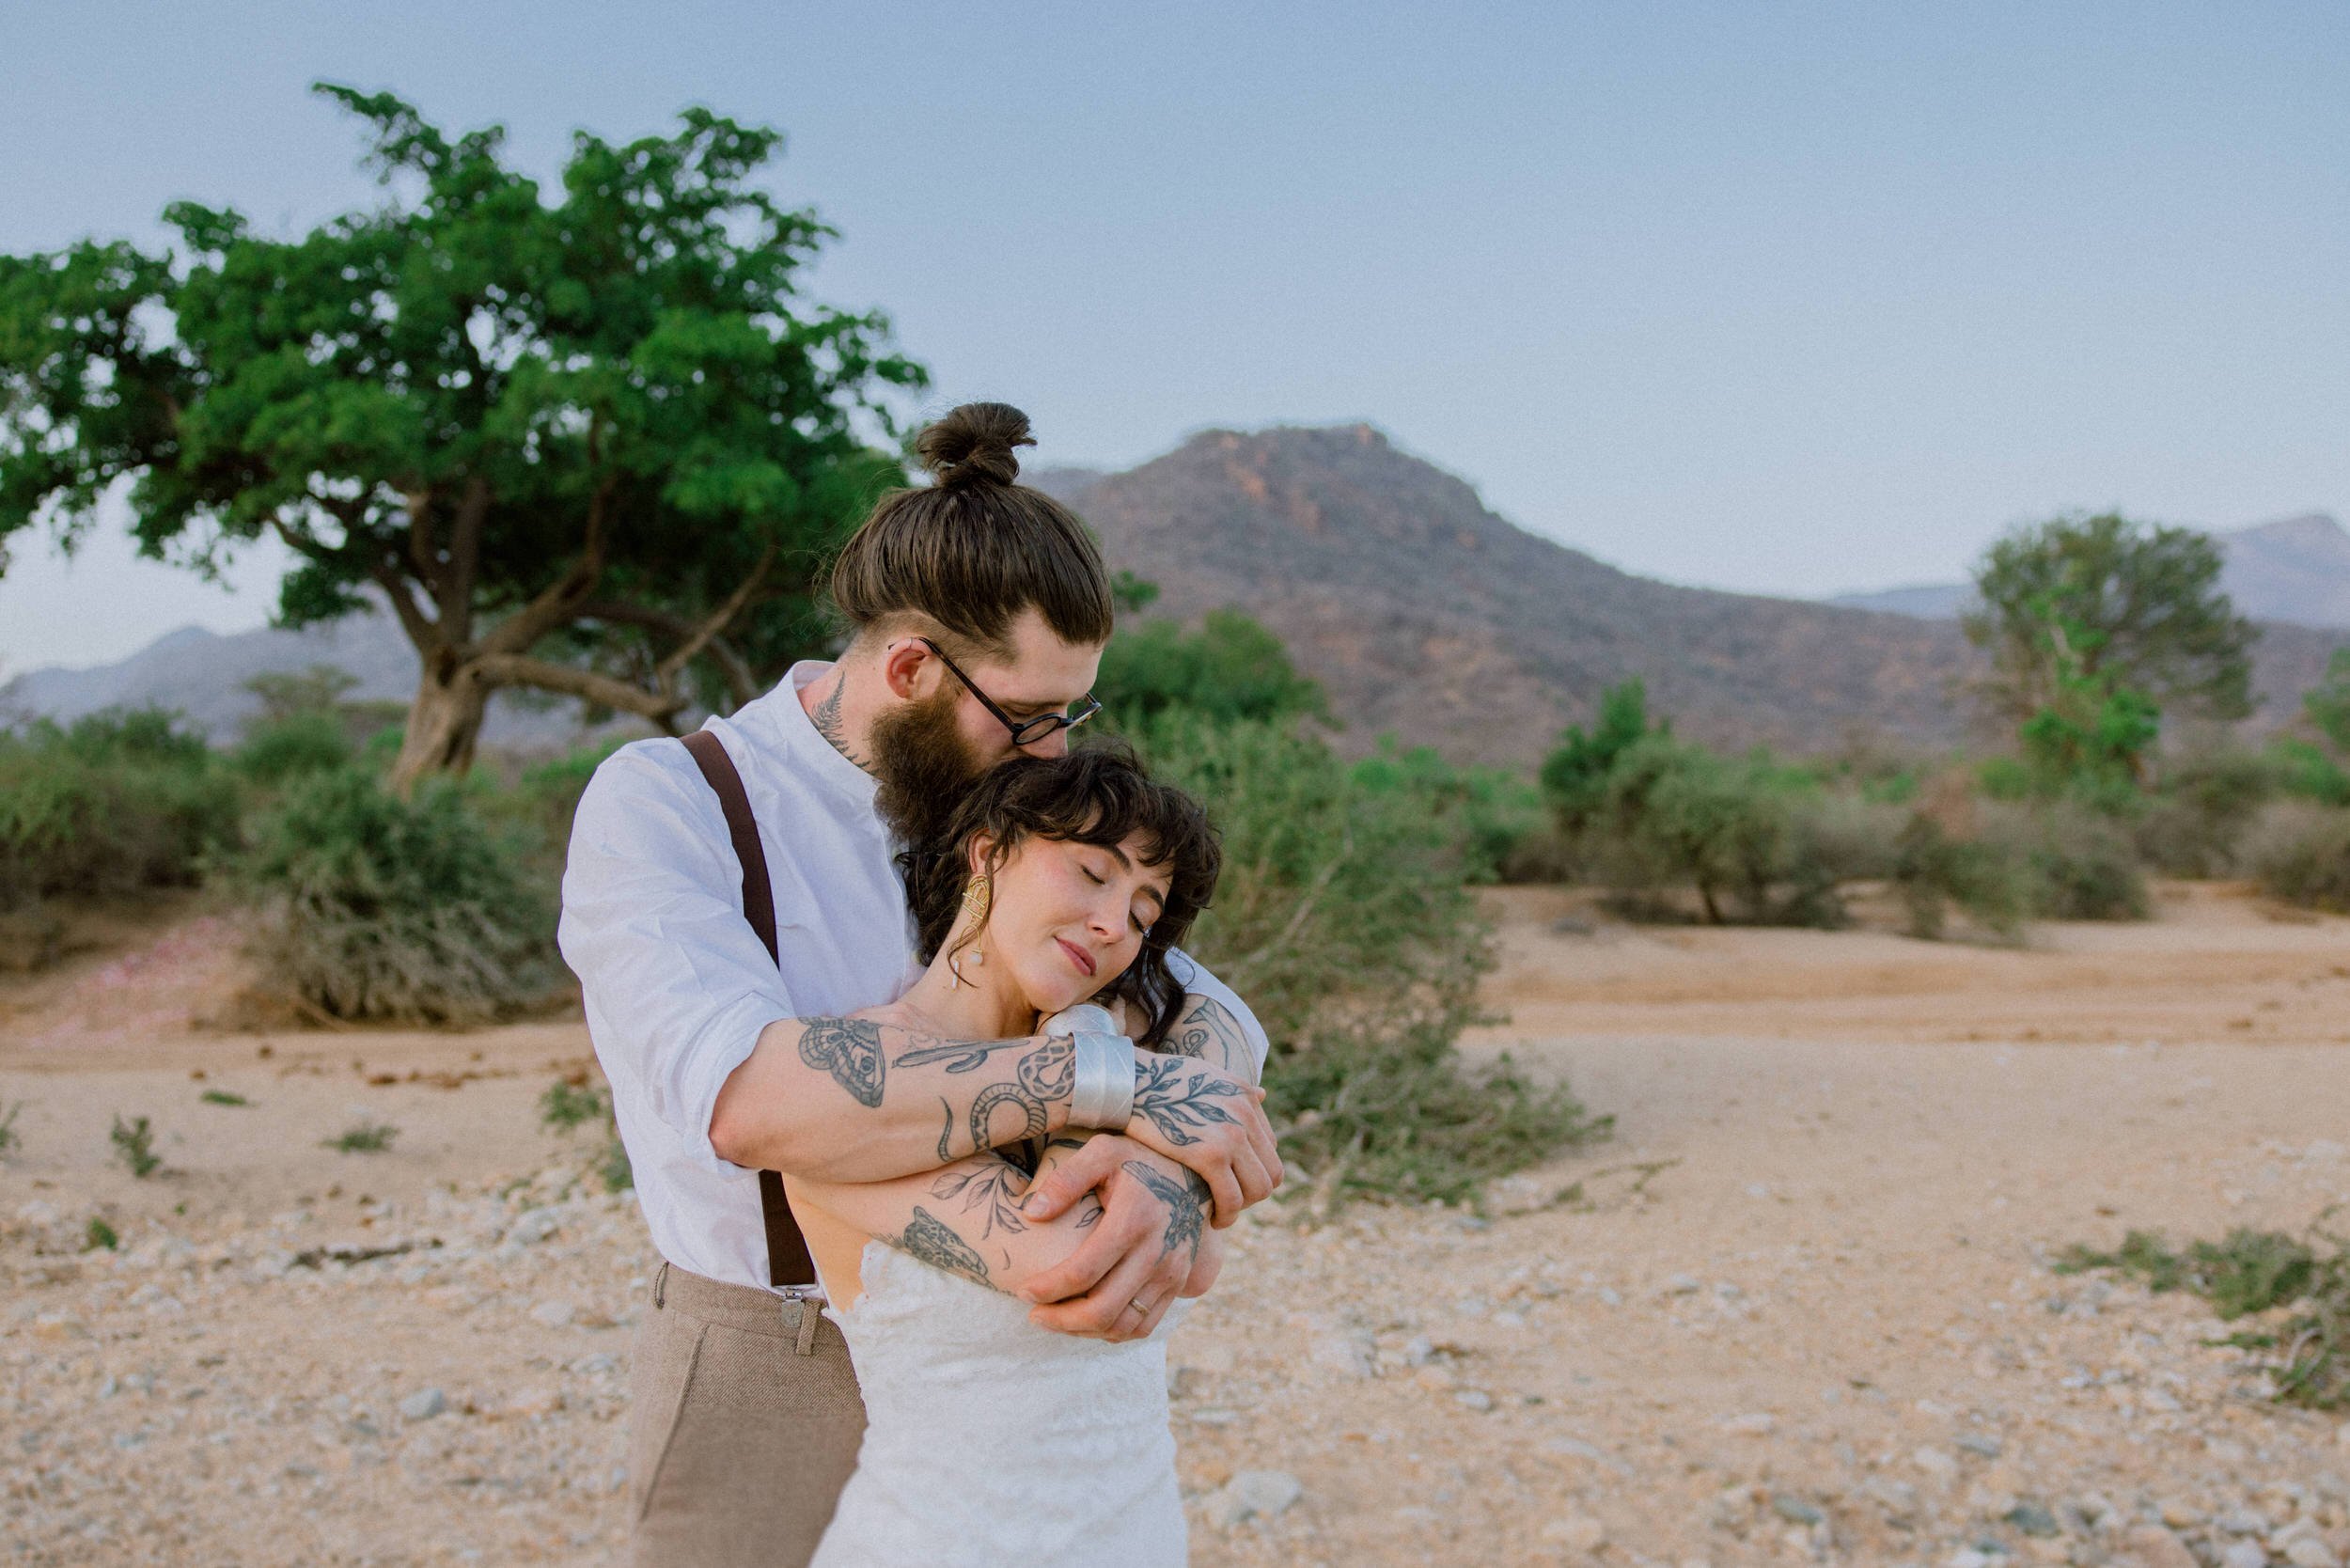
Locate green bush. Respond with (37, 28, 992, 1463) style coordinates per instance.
(231, 712, 353, 786)
(2012, 804, 2143, 926)
(0, 709, 241, 909)
(1348, 738, 1544, 886)
(1586, 735, 1860, 928)
(234, 767, 559, 1025)
(2268, 737, 2350, 808)
(1891, 817, 2032, 942)
(2245, 804, 2350, 913)
(2055, 1224, 2349, 1410)
(2133, 745, 2278, 877)
(1126, 709, 1606, 1206)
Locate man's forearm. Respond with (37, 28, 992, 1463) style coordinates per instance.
(1157, 994, 1261, 1084)
(710, 1016, 1075, 1184)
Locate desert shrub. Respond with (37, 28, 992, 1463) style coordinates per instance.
(1979, 801, 2148, 920)
(85, 1217, 118, 1251)
(2056, 1224, 2349, 1410)
(235, 766, 558, 1025)
(109, 1113, 162, 1178)
(322, 1117, 399, 1153)
(1891, 817, 2032, 942)
(2135, 746, 2277, 876)
(2267, 738, 2350, 808)
(1127, 709, 1605, 1205)
(1349, 739, 1544, 886)
(2244, 803, 2350, 913)
(231, 712, 353, 786)
(0, 1100, 20, 1155)
(1590, 736, 1859, 928)
(0, 709, 241, 909)
(539, 1079, 608, 1133)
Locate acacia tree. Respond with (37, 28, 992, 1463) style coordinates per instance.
(1964, 512, 2257, 727)
(0, 85, 924, 791)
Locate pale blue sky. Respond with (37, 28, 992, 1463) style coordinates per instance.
(3, 1, 2345, 673)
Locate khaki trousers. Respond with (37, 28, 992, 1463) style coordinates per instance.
(628, 1261, 867, 1568)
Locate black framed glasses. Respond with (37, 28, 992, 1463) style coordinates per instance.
(916, 636, 1103, 746)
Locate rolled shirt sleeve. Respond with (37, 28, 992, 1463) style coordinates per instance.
(1165, 948, 1273, 1077)
(558, 743, 796, 1178)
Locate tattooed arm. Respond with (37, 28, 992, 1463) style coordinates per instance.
(709, 1012, 1278, 1222)
(787, 1131, 1205, 1326)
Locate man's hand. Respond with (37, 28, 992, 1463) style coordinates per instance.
(1111, 1051, 1279, 1224)
(1017, 1138, 1214, 1342)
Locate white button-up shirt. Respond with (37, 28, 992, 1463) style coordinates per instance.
(558, 660, 1270, 1296)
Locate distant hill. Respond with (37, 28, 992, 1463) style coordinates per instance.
(1058, 427, 2346, 765)
(8, 431, 2343, 769)
(1831, 513, 2350, 631)
(0, 604, 625, 752)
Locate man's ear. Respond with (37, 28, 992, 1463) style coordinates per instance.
(877, 636, 936, 702)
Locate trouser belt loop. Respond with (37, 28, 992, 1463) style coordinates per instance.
(784, 1293, 821, 1356)
(652, 1260, 669, 1310)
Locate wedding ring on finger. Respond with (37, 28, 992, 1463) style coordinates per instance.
(1123, 1297, 1151, 1319)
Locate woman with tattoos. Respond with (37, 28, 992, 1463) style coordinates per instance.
(786, 747, 1220, 1567)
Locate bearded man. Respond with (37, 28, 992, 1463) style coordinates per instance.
(557, 401, 1281, 1568)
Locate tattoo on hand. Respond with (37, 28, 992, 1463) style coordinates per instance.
(935, 1097, 955, 1165)
(901, 1206, 993, 1288)
(1132, 1057, 1247, 1148)
(800, 1018, 885, 1107)
(1122, 1160, 1210, 1267)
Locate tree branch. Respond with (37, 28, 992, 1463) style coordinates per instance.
(479, 468, 614, 658)
(579, 599, 762, 708)
(366, 559, 444, 660)
(654, 541, 775, 685)
(470, 651, 687, 721)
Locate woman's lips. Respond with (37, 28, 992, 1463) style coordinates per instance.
(1056, 937, 1097, 977)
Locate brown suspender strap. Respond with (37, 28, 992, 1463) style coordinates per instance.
(679, 729, 819, 1292)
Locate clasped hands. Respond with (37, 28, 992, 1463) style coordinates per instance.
(1010, 1005, 1281, 1342)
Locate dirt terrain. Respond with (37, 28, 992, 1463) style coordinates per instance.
(6, 883, 2350, 1567)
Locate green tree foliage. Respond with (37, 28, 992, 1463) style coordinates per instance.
(1097, 608, 1329, 729)
(2309, 650, 2350, 755)
(1964, 512, 2256, 726)
(1537, 679, 1653, 836)
(0, 85, 924, 792)
(2012, 615, 2162, 804)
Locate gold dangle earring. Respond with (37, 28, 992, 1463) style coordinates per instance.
(948, 875, 992, 989)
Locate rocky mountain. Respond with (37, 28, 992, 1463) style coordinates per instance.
(8, 429, 2343, 769)
(1832, 513, 2350, 631)
(1058, 426, 2346, 765)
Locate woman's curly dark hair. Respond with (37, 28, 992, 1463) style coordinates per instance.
(897, 746, 1220, 1049)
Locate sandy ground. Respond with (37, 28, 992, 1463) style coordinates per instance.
(6, 883, 2350, 1567)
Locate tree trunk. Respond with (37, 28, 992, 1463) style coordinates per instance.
(388, 662, 494, 796)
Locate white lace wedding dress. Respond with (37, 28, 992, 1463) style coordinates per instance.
(806, 1239, 1190, 1567)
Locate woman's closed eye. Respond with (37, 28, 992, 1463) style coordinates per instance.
(1075, 862, 1141, 933)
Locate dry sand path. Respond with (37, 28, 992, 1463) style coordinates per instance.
(5, 885, 2350, 1566)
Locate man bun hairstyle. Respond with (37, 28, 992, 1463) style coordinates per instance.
(826, 401, 1115, 655)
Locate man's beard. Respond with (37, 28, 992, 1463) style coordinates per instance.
(870, 684, 991, 850)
